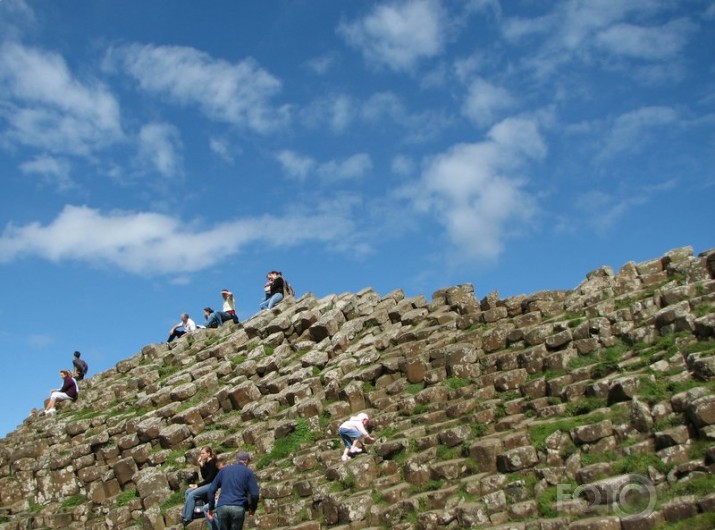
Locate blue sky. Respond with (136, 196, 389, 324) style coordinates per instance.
(0, 0, 713, 437)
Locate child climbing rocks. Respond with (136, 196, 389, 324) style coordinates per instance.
(338, 412, 375, 461)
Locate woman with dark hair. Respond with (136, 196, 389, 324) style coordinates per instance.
(259, 271, 284, 310)
(182, 446, 219, 525)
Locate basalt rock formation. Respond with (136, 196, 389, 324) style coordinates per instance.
(1, 246, 715, 530)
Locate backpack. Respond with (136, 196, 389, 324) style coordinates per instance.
(283, 279, 295, 297)
(79, 359, 89, 376)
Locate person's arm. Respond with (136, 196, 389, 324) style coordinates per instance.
(59, 377, 72, 393)
(247, 472, 260, 514)
(198, 459, 218, 486)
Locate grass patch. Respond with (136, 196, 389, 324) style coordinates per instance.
(160, 490, 184, 513)
(60, 494, 86, 510)
(536, 485, 561, 518)
(613, 452, 669, 475)
(157, 363, 181, 380)
(658, 512, 715, 530)
(116, 489, 138, 507)
(669, 473, 715, 498)
(528, 413, 607, 451)
(256, 418, 315, 469)
(443, 377, 470, 390)
(230, 354, 246, 366)
(405, 383, 424, 395)
(565, 397, 607, 417)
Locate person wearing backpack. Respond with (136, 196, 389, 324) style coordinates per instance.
(259, 271, 285, 310)
(72, 351, 89, 380)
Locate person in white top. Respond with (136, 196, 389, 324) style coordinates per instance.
(167, 313, 197, 343)
(338, 412, 375, 461)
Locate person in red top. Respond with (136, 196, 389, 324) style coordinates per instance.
(43, 369, 78, 415)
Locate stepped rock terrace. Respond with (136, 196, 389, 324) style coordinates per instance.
(1, 246, 715, 530)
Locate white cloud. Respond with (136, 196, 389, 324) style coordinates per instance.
(137, 122, 183, 178)
(600, 105, 679, 158)
(209, 137, 236, 163)
(276, 150, 316, 180)
(595, 19, 695, 60)
(391, 155, 415, 176)
(318, 153, 373, 181)
(0, 204, 354, 276)
(338, 0, 447, 72)
(502, 0, 692, 79)
(277, 151, 372, 182)
(0, 42, 123, 155)
(305, 53, 337, 75)
(410, 117, 546, 260)
(463, 77, 515, 127)
(19, 155, 75, 191)
(106, 43, 289, 133)
(301, 94, 357, 132)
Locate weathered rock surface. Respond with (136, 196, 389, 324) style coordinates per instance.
(1, 246, 714, 530)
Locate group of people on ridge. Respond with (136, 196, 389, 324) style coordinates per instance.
(181, 446, 259, 529)
(167, 272, 293, 344)
(181, 412, 373, 528)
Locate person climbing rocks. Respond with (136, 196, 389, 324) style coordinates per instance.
(338, 412, 375, 461)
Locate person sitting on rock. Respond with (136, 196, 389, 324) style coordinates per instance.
(206, 290, 240, 327)
(43, 369, 79, 415)
(338, 412, 375, 461)
(182, 445, 219, 526)
(167, 313, 197, 343)
(259, 271, 284, 311)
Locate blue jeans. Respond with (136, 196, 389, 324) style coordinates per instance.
(259, 292, 283, 310)
(203, 504, 221, 530)
(217, 505, 246, 530)
(339, 426, 361, 448)
(182, 484, 210, 522)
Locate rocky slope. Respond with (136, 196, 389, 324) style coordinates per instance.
(1, 246, 715, 530)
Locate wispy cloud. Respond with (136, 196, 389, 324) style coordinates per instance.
(105, 43, 290, 133)
(338, 0, 447, 72)
(276, 150, 372, 182)
(0, 204, 355, 276)
(600, 105, 679, 158)
(0, 42, 123, 156)
(408, 117, 547, 260)
(19, 155, 75, 191)
(462, 77, 515, 128)
(137, 122, 183, 178)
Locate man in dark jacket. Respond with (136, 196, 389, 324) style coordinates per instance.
(207, 451, 259, 530)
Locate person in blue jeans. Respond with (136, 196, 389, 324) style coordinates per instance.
(259, 271, 284, 310)
(182, 446, 219, 526)
(207, 451, 260, 530)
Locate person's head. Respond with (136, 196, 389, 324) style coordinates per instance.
(60, 369, 71, 378)
(203, 307, 213, 317)
(236, 451, 251, 465)
(181, 313, 190, 322)
(73, 351, 81, 359)
(216, 454, 229, 469)
(357, 412, 369, 426)
(221, 289, 231, 299)
(199, 446, 215, 460)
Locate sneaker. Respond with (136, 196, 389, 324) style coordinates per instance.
(349, 446, 362, 454)
(45, 408, 56, 415)
(341, 454, 349, 462)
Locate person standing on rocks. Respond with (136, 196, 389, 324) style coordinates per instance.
(338, 412, 375, 461)
(207, 451, 259, 530)
(72, 351, 88, 380)
(182, 446, 219, 526)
